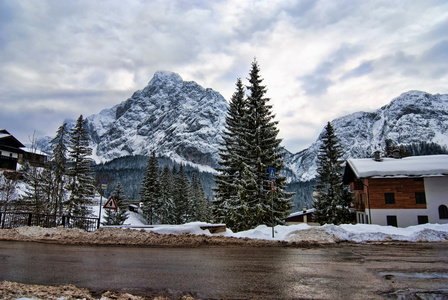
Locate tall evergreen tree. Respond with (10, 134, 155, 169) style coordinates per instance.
(66, 115, 95, 221)
(159, 165, 176, 224)
(241, 60, 292, 230)
(213, 78, 247, 227)
(102, 182, 128, 226)
(214, 60, 293, 231)
(20, 135, 51, 214)
(314, 122, 354, 225)
(172, 165, 193, 224)
(140, 152, 162, 224)
(21, 162, 47, 214)
(50, 123, 69, 216)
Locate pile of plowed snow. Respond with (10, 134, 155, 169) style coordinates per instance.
(1, 222, 448, 246)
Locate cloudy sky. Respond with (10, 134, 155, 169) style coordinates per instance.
(1, 0, 447, 153)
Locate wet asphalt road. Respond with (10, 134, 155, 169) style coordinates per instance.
(0, 241, 447, 299)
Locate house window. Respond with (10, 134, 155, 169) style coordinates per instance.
(387, 215, 398, 227)
(417, 215, 429, 224)
(415, 192, 426, 205)
(439, 205, 448, 219)
(385, 193, 395, 205)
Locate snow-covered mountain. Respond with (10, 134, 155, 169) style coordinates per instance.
(41, 70, 448, 186)
(85, 71, 228, 169)
(286, 91, 448, 181)
(35, 74, 448, 209)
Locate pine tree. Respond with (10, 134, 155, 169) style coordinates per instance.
(102, 182, 128, 226)
(21, 162, 47, 214)
(66, 115, 95, 222)
(191, 173, 211, 222)
(213, 78, 247, 227)
(20, 135, 52, 214)
(172, 165, 193, 224)
(159, 165, 176, 224)
(214, 60, 293, 231)
(242, 60, 293, 230)
(314, 122, 354, 225)
(140, 152, 162, 224)
(50, 123, 69, 217)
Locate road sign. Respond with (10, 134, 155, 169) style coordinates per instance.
(99, 178, 108, 184)
(269, 167, 276, 180)
(270, 180, 275, 192)
(103, 196, 118, 210)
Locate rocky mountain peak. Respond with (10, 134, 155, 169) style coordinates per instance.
(84, 71, 228, 167)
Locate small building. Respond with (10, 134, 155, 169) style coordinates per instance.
(0, 129, 47, 171)
(343, 154, 448, 227)
(285, 208, 316, 225)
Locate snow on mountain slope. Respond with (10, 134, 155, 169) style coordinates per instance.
(85, 71, 228, 168)
(38, 73, 447, 186)
(286, 91, 448, 181)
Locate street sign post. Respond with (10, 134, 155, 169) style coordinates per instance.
(103, 196, 118, 210)
(269, 167, 276, 238)
(98, 178, 108, 229)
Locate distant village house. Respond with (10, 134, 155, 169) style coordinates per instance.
(285, 208, 316, 225)
(343, 154, 448, 227)
(0, 129, 47, 171)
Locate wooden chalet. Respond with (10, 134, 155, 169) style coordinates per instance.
(343, 154, 448, 227)
(285, 208, 316, 225)
(0, 129, 47, 171)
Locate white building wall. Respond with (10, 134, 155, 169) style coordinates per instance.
(367, 177, 448, 227)
(424, 177, 448, 224)
(369, 209, 428, 227)
(0, 150, 18, 158)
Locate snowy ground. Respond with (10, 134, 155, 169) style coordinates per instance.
(2, 215, 448, 246)
(89, 195, 448, 244)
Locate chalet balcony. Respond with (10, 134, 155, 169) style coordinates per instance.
(352, 202, 366, 211)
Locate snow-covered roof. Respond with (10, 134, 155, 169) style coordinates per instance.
(346, 155, 448, 179)
(287, 208, 316, 218)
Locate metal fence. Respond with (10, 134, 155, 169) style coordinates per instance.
(0, 212, 99, 232)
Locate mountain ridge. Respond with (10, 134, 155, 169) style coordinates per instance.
(33, 73, 448, 210)
(286, 90, 448, 181)
(37, 73, 448, 185)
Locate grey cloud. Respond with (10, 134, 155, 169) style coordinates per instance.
(300, 43, 363, 95)
(369, 40, 448, 80)
(341, 61, 373, 80)
(0, 109, 61, 143)
(421, 39, 448, 64)
(300, 75, 333, 96)
(420, 40, 448, 78)
(424, 18, 448, 42)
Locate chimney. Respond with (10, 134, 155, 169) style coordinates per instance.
(374, 151, 382, 161)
